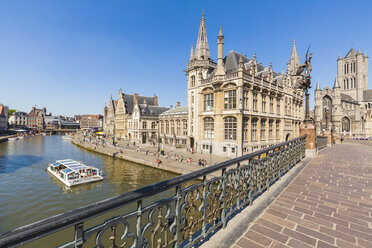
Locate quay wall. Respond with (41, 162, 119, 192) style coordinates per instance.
(0, 135, 18, 143)
(71, 139, 211, 176)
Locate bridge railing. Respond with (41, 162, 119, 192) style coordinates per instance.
(0, 135, 307, 248)
(316, 136, 328, 151)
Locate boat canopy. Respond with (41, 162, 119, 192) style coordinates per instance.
(54, 159, 92, 173)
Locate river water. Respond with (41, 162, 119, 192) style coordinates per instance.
(0, 135, 177, 245)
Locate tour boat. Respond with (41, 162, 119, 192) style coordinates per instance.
(8, 137, 18, 141)
(47, 159, 104, 187)
(62, 135, 72, 140)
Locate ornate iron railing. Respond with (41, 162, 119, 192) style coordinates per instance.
(316, 136, 328, 151)
(0, 135, 306, 248)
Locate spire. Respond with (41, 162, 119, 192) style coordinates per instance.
(194, 11, 210, 60)
(357, 48, 363, 55)
(288, 39, 300, 74)
(238, 53, 244, 70)
(333, 78, 341, 89)
(189, 44, 194, 61)
(215, 25, 225, 76)
(316, 80, 321, 91)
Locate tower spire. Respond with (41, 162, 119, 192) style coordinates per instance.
(215, 25, 225, 76)
(316, 80, 321, 91)
(288, 39, 300, 74)
(194, 11, 210, 60)
(189, 44, 194, 61)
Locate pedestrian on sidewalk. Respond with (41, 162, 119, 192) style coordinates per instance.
(341, 135, 344, 143)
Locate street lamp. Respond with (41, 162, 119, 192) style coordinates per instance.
(157, 120, 160, 152)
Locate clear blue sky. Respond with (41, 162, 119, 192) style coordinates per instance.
(1, 0, 371, 116)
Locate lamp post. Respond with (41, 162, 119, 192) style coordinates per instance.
(157, 120, 160, 152)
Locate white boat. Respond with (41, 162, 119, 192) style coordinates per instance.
(62, 135, 72, 140)
(47, 159, 104, 187)
(19, 136, 24, 139)
(8, 137, 19, 141)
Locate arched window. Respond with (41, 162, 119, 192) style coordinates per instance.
(354, 78, 357, 88)
(191, 75, 195, 87)
(344, 64, 346, 74)
(251, 118, 258, 142)
(342, 117, 350, 132)
(322, 96, 332, 123)
(165, 121, 169, 134)
(347, 79, 349, 89)
(176, 120, 181, 136)
(344, 79, 346, 89)
(204, 117, 214, 139)
(224, 117, 237, 140)
(260, 118, 266, 140)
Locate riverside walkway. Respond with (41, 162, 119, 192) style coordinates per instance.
(232, 141, 372, 248)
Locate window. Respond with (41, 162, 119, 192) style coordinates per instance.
(231, 147, 235, 153)
(224, 90, 236, 109)
(270, 97, 274, 113)
(244, 118, 249, 141)
(183, 120, 187, 135)
(165, 121, 169, 134)
(160, 121, 164, 134)
(276, 120, 280, 140)
(176, 120, 181, 135)
(262, 94, 266, 112)
(142, 121, 147, 129)
(251, 118, 258, 142)
(285, 98, 288, 115)
(277, 98, 280, 114)
(191, 75, 195, 87)
(269, 120, 273, 140)
(342, 117, 350, 132)
(204, 117, 214, 139)
(204, 93, 214, 111)
(223, 147, 227, 152)
(224, 117, 237, 140)
(260, 119, 266, 141)
(171, 121, 175, 135)
(151, 121, 156, 129)
(244, 90, 249, 110)
(253, 92, 258, 111)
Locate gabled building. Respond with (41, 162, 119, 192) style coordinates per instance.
(8, 111, 27, 129)
(27, 107, 47, 130)
(185, 12, 304, 157)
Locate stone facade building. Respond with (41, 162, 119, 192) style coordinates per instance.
(185, 13, 304, 157)
(80, 115, 103, 129)
(158, 102, 188, 147)
(314, 48, 372, 137)
(0, 104, 9, 131)
(9, 111, 28, 129)
(27, 107, 47, 130)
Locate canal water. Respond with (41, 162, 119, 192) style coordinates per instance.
(0, 135, 177, 245)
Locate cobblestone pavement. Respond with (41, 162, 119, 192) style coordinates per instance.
(234, 142, 372, 248)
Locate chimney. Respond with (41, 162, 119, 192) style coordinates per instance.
(143, 99, 147, 107)
(154, 94, 158, 106)
(176, 102, 180, 108)
(134, 93, 139, 104)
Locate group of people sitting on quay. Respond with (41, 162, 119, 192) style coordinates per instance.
(73, 132, 212, 168)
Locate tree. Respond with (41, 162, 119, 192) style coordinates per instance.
(8, 109, 16, 119)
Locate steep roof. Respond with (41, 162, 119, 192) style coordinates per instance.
(138, 104, 170, 116)
(363, 89, 372, 101)
(122, 94, 155, 114)
(340, 93, 358, 104)
(344, 48, 357, 58)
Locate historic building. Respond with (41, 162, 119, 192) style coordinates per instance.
(185, 13, 304, 157)
(80, 115, 103, 129)
(314, 48, 372, 137)
(8, 111, 28, 129)
(0, 104, 9, 131)
(103, 90, 169, 144)
(27, 107, 48, 130)
(158, 102, 188, 147)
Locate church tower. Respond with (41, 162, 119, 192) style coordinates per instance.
(185, 12, 216, 150)
(337, 48, 369, 102)
(287, 39, 300, 75)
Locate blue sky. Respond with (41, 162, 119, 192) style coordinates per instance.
(1, 0, 371, 116)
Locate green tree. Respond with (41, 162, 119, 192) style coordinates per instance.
(8, 109, 16, 119)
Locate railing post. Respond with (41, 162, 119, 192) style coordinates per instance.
(236, 163, 241, 210)
(74, 222, 84, 248)
(174, 186, 181, 248)
(201, 176, 207, 239)
(221, 168, 227, 228)
(136, 200, 142, 247)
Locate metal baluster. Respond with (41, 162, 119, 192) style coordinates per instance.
(236, 162, 241, 210)
(109, 225, 116, 248)
(221, 168, 227, 228)
(265, 157, 269, 190)
(174, 186, 181, 248)
(74, 222, 84, 248)
(201, 176, 207, 239)
(136, 200, 142, 247)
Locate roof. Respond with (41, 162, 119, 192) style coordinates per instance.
(138, 104, 170, 116)
(122, 94, 155, 114)
(160, 106, 188, 116)
(363, 89, 372, 101)
(52, 159, 92, 174)
(340, 93, 358, 104)
(344, 48, 357, 58)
